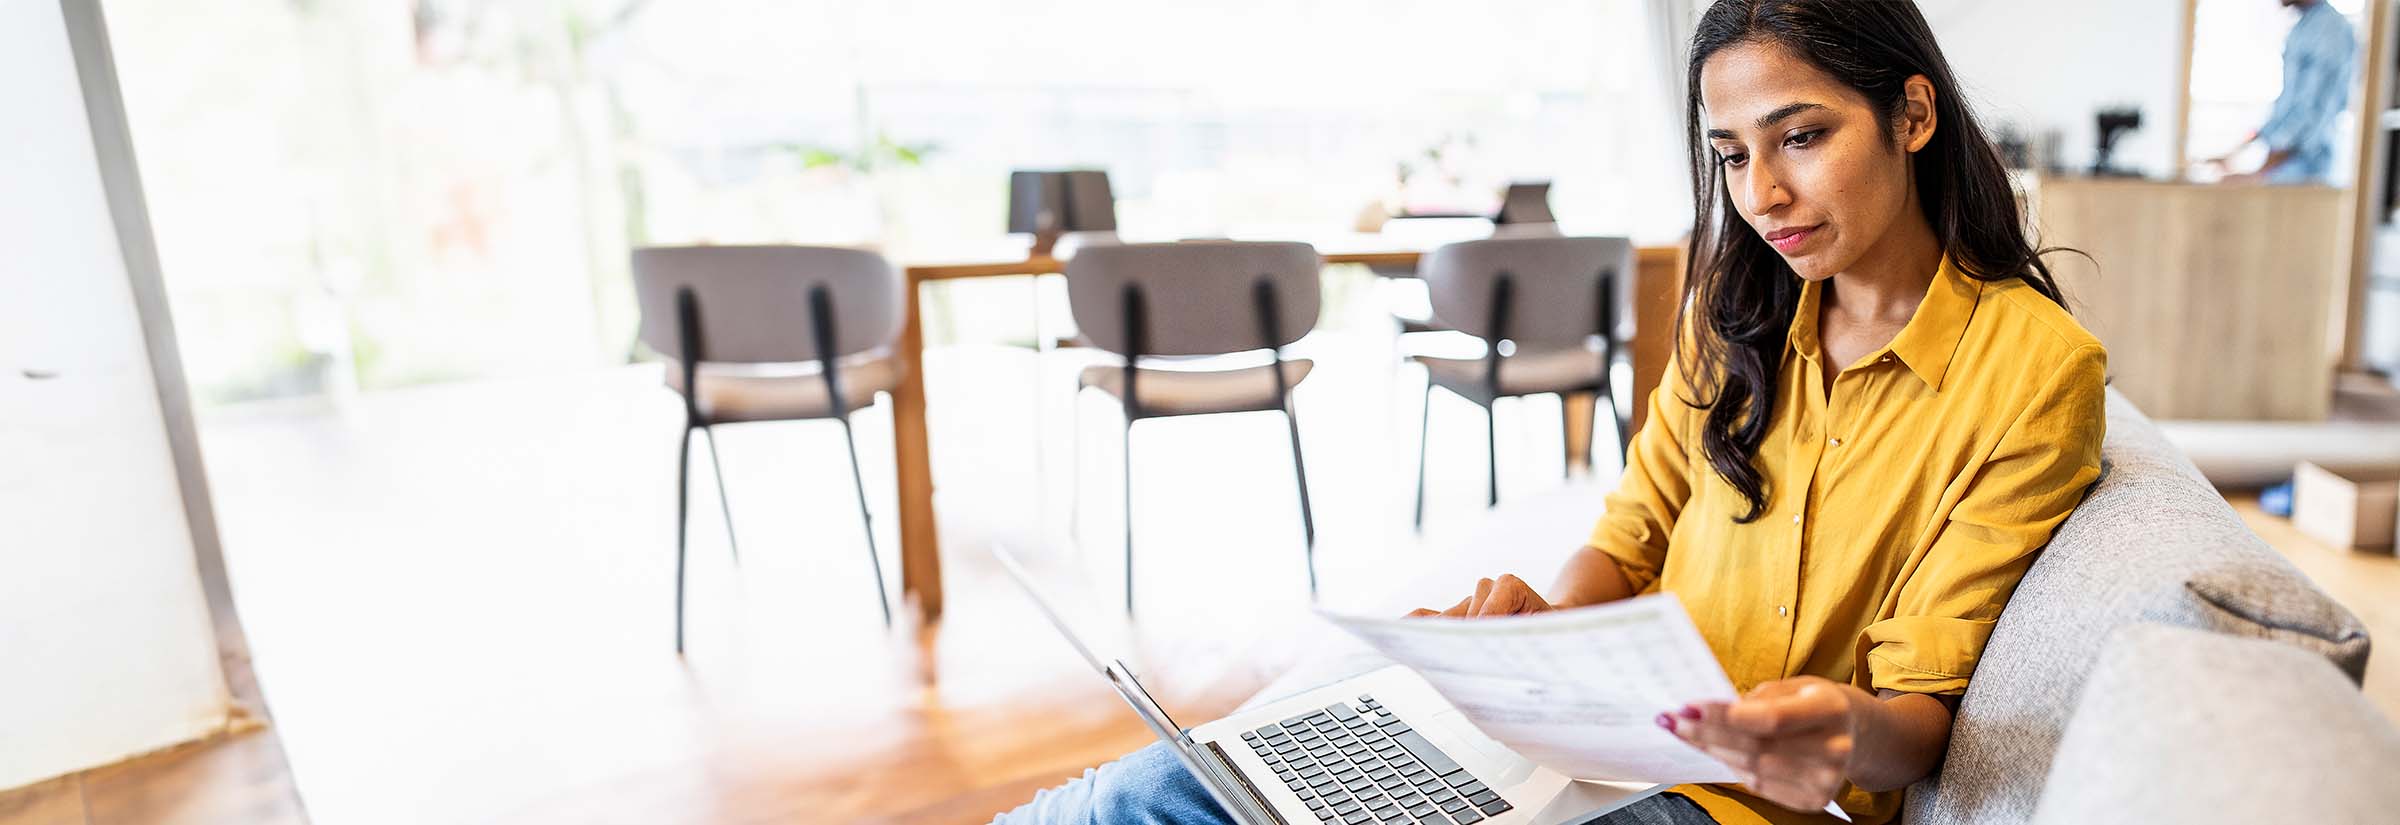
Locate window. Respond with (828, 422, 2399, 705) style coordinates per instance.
(106, 0, 1683, 402)
(2184, 0, 2367, 178)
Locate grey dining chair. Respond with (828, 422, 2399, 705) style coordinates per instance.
(1065, 241, 1323, 614)
(1411, 235, 1634, 528)
(631, 244, 903, 653)
(1382, 220, 1561, 332)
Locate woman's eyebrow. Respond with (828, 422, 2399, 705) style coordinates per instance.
(1705, 101, 1832, 140)
(1754, 102, 1830, 130)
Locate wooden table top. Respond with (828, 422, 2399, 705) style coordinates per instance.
(898, 237, 1681, 281)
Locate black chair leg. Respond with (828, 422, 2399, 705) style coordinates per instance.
(1281, 406, 1318, 600)
(675, 424, 692, 654)
(1485, 401, 1500, 508)
(1413, 380, 1433, 531)
(1122, 419, 1136, 617)
(837, 416, 894, 628)
(701, 425, 739, 565)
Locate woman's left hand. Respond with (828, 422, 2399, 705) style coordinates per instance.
(1660, 676, 1869, 813)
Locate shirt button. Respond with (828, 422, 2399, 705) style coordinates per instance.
(1776, 605, 1789, 617)
(1879, 355, 1892, 364)
(1829, 437, 1842, 447)
(1791, 514, 1802, 525)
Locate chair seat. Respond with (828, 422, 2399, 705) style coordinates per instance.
(664, 355, 904, 423)
(1079, 359, 1313, 417)
(1415, 347, 1605, 402)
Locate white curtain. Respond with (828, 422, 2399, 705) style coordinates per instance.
(1630, 0, 1703, 240)
(1648, 0, 1701, 112)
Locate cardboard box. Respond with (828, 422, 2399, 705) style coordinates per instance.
(2292, 461, 2400, 551)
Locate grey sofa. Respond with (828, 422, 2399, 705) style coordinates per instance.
(1251, 389, 2388, 823)
(2026, 623, 2400, 822)
(1905, 390, 2375, 823)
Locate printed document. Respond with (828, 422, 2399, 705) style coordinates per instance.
(1319, 593, 1852, 821)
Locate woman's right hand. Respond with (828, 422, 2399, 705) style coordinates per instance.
(1405, 574, 1553, 619)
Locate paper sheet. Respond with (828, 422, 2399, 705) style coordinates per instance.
(1319, 593, 1852, 821)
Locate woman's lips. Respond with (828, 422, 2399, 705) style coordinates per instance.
(1765, 224, 1820, 253)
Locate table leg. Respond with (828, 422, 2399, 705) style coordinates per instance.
(892, 272, 944, 622)
(1562, 391, 1595, 475)
(1629, 245, 1687, 437)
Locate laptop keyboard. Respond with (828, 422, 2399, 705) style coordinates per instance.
(1239, 694, 1515, 825)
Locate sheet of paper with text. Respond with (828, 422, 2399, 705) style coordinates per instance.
(1319, 593, 1852, 822)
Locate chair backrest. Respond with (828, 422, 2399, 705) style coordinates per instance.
(1420, 236, 1634, 347)
(1488, 222, 1564, 239)
(1064, 241, 1322, 357)
(1051, 230, 1123, 260)
(630, 245, 902, 364)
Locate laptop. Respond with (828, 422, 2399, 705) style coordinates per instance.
(992, 544, 1663, 825)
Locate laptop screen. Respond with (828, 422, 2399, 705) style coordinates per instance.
(991, 543, 1191, 733)
(990, 543, 1111, 674)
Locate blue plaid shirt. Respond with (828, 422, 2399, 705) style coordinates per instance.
(2258, 1, 2357, 183)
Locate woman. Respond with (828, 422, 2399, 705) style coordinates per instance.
(998, 1, 2105, 823)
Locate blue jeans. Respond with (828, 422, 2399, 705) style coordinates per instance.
(993, 742, 1717, 824)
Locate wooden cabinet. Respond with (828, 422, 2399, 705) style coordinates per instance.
(2034, 177, 2348, 420)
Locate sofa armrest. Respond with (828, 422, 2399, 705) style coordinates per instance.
(2029, 623, 2400, 824)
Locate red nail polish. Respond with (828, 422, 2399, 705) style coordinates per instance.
(1655, 713, 1675, 731)
(1678, 706, 1702, 720)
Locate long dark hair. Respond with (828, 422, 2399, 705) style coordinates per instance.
(1679, 0, 2069, 523)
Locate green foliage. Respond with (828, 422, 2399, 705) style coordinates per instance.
(780, 132, 938, 174)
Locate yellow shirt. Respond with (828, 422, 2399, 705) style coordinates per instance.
(1587, 256, 2106, 825)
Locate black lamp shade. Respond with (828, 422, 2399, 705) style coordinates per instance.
(1009, 169, 1116, 234)
(1495, 181, 1554, 225)
(1009, 171, 1064, 234)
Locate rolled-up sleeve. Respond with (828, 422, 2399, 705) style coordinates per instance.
(1584, 349, 1698, 593)
(1857, 343, 2107, 695)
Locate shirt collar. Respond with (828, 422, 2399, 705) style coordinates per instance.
(1787, 254, 1981, 390)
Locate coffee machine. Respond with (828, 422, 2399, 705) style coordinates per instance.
(2091, 107, 2143, 177)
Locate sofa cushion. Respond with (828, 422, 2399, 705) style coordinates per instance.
(2028, 623, 2400, 824)
(1906, 390, 2372, 824)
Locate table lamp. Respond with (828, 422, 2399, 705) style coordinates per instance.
(1495, 181, 1555, 225)
(1009, 169, 1116, 256)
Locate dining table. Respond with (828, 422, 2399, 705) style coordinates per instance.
(887, 236, 1688, 621)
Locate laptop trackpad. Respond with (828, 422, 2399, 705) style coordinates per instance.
(1429, 709, 1537, 788)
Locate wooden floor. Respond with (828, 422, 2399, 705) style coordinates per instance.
(0, 727, 305, 825)
(8, 271, 2397, 823)
(2229, 494, 2400, 714)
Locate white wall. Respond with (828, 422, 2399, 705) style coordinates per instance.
(0, 0, 231, 791)
(1921, 0, 2189, 177)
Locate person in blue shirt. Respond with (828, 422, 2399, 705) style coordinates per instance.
(2207, 0, 2358, 184)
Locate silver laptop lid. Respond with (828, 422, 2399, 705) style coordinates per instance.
(992, 545, 1278, 819)
(991, 542, 1112, 675)
(990, 544, 1195, 734)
